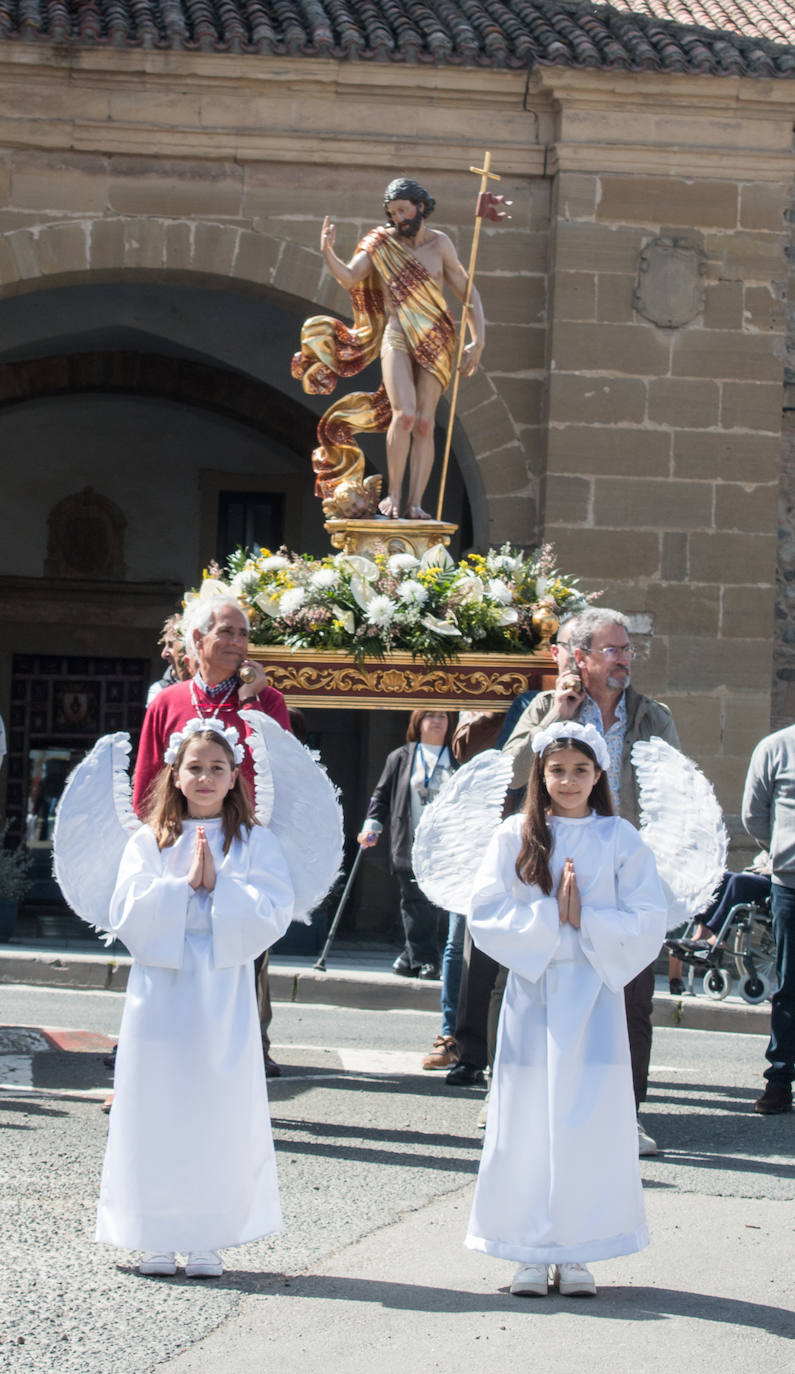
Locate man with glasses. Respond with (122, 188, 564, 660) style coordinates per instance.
(501, 608, 680, 1155)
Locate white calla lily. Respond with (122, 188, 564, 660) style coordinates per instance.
(495, 606, 519, 625)
(420, 544, 454, 571)
(422, 614, 462, 637)
(332, 604, 355, 634)
(254, 590, 283, 618)
(350, 574, 376, 610)
(335, 554, 380, 582)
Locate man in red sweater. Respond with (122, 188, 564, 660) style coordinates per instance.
(132, 596, 291, 1077)
(132, 598, 290, 814)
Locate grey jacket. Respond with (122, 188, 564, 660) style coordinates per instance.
(742, 724, 795, 889)
(501, 684, 680, 829)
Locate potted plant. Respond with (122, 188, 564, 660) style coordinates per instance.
(0, 823, 33, 942)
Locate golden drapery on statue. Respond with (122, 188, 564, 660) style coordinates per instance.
(291, 227, 456, 519)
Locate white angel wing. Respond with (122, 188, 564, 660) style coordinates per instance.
(632, 736, 728, 930)
(412, 750, 515, 914)
(244, 712, 344, 922)
(52, 733, 141, 934)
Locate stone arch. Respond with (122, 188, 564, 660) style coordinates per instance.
(0, 215, 496, 546)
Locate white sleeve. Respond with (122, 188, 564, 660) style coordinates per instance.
(578, 821, 668, 992)
(468, 821, 562, 982)
(211, 825, 296, 969)
(108, 827, 189, 969)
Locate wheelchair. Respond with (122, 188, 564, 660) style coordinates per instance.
(666, 898, 776, 1004)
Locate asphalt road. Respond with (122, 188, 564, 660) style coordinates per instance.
(1, 985, 793, 1374)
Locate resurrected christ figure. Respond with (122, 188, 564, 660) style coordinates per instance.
(292, 178, 485, 522)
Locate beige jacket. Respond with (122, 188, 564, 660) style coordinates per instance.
(501, 684, 680, 829)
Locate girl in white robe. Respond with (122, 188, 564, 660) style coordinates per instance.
(465, 721, 666, 1298)
(96, 720, 294, 1278)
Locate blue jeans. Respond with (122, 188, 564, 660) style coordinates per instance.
(441, 912, 466, 1038)
(765, 883, 795, 1085)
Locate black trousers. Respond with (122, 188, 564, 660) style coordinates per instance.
(453, 926, 499, 1069)
(397, 870, 445, 969)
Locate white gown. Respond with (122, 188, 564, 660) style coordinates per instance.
(465, 811, 667, 1266)
(96, 818, 295, 1254)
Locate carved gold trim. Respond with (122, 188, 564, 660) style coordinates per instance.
(250, 647, 555, 710)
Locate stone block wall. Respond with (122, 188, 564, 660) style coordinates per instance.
(543, 167, 791, 815)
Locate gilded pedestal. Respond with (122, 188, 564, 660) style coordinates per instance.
(251, 646, 555, 710)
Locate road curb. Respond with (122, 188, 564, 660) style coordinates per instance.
(0, 948, 771, 1032)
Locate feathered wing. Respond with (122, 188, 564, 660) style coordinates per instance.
(631, 736, 728, 930)
(412, 750, 516, 914)
(244, 712, 344, 922)
(52, 733, 141, 935)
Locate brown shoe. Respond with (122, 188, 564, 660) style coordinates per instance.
(754, 1082, 792, 1114)
(421, 1035, 459, 1071)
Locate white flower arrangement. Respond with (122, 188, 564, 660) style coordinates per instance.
(189, 541, 596, 667)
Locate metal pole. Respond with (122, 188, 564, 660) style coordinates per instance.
(313, 845, 365, 971)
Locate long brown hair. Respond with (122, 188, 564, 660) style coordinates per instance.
(405, 709, 455, 747)
(143, 728, 257, 853)
(515, 738, 613, 893)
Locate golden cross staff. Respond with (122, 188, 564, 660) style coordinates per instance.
(436, 151, 511, 522)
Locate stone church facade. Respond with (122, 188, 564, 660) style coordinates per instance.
(1, 3, 794, 908)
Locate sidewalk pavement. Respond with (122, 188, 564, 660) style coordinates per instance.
(0, 938, 772, 1036)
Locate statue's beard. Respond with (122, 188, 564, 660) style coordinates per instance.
(396, 209, 424, 238)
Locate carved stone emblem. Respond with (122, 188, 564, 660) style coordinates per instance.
(634, 235, 705, 328)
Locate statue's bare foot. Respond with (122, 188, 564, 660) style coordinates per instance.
(378, 496, 401, 519)
(406, 504, 434, 521)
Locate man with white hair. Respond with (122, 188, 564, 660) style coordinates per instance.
(132, 597, 289, 815)
(501, 607, 680, 1156)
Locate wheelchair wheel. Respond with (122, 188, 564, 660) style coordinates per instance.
(731, 909, 776, 998)
(738, 973, 775, 1005)
(703, 967, 733, 1000)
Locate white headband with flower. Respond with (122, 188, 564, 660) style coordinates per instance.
(164, 717, 245, 766)
(532, 721, 610, 773)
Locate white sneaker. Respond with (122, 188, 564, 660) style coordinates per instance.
(637, 1117, 658, 1156)
(185, 1250, 223, 1278)
(510, 1263, 549, 1296)
(556, 1262, 596, 1296)
(139, 1252, 176, 1276)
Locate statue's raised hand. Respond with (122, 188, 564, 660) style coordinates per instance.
(321, 216, 336, 254)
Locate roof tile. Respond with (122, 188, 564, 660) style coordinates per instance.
(0, 0, 790, 78)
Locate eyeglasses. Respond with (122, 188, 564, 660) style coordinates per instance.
(587, 645, 636, 661)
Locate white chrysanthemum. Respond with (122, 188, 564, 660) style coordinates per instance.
(397, 579, 429, 606)
(309, 567, 340, 591)
(487, 578, 513, 605)
(422, 614, 462, 637)
(229, 569, 261, 599)
(279, 586, 306, 616)
(387, 552, 421, 575)
(492, 554, 518, 574)
(366, 595, 397, 628)
(258, 555, 290, 572)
